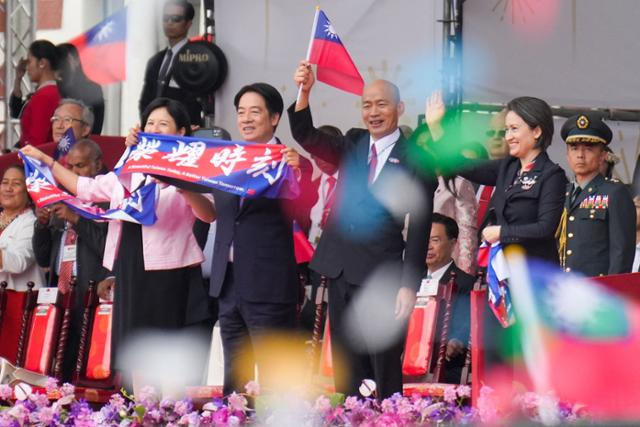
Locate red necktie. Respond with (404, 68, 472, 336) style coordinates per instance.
(320, 176, 337, 228)
(368, 143, 378, 183)
(476, 185, 494, 228)
(57, 226, 77, 294)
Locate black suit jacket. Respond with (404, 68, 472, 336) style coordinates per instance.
(288, 104, 436, 291)
(461, 151, 567, 263)
(32, 216, 110, 295)
(138, 48, 203, 126)
(208, 185, 298, 305)
(562, 174, 636, 276)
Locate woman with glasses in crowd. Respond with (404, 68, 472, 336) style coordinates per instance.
(10, 40, 62, 147)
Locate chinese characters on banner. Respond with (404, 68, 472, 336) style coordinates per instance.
(114, 133, 300, 199)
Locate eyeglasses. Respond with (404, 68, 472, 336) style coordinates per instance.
(485, 129, 506, 138)
(163, 14, 186, 23)
(50, 116, 85, 126)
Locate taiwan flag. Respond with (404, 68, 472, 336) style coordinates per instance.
(307, 9, 364, 96)
(69, 7, 127, 85)
(507, 251, 640, 420)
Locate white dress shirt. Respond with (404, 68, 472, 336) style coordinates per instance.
(369, 128, 400, 182)
(308, 171, 339, 248)
(0, 210, 45, 290)
(633, 242, 640, 273)
(160, 37, 189, 89)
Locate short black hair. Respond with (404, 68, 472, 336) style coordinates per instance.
(431, 213, 459, 240)
(141, 97, 192, 136)
(29, 39, 59, 71)
(233, 82, 284, 118)
(506, 96, 554, 151)
(164, 0, 195, 21)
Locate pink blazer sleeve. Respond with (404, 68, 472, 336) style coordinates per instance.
(76, 172, 122, 204)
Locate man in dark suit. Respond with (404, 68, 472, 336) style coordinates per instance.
(289, 61, 436, 398)
(421, 213, 474, 384)
(32, 139, 110, 380)
(208, 82, 302, 395)
(138, 0, 202, 125)
(558, 113, 636, 276)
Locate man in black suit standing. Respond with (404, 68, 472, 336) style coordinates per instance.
(208, 82, 302, 395)
(289, 61, 436, 398)
(32, 139, 110, 380)
(138, 0, 202, 126)
(422, 213, 474, 384)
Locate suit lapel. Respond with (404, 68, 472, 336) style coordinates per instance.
(504, 152, 547, 200)
(371, 133, 405, 186)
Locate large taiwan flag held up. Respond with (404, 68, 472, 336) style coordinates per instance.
(69, 7, 127, 85)
(306, 8, 364, 96)
(507, 251, 640, 420)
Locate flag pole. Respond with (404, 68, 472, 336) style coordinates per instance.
(296, 6, 320, 104)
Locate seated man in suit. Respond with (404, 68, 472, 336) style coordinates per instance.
(51, 98, 93, 148)
(421, 213, 474, 384)
(32, 139, 110, 380)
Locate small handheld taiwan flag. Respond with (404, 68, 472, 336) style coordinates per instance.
(69, 7, 127, 84)
(305, 8, 364, 95)
(53, 128, 77, 161)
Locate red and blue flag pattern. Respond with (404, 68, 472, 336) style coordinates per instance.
(113, 133, 300, 199)
(308, 10, 364, 95)
(69, 7, 127, 85)
(21, 153, 157, 225)
(487, 242, 516, 327)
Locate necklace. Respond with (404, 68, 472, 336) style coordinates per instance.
(0, 208, 27, 230)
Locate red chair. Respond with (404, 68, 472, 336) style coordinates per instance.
(72, 280, 120, 403)
(19, 280, 75, 379)
(0, 282, 37, 364)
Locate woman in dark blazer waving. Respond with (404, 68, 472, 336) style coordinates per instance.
(426, 93, 567, 264)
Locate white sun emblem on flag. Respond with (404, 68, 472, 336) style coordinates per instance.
(58, 135, 71, 151)
(94, 20, 114, 42)
(323, 22, 338, 39)
(544, 276, 602, 332)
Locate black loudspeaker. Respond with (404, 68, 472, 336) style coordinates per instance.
(172, 41, 228, 97)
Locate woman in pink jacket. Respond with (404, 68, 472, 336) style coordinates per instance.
(21, 98, 215, 381)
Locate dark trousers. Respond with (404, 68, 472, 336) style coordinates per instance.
(328, 273, 407, 399)
(218, 263, 297, 395)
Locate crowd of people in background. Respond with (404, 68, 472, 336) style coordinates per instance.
(2, 0, 640, 401)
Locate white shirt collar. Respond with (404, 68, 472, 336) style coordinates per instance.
(168, 37, 189, 55)
(369, 128, 400, 155)
(427, 260, 454, 284)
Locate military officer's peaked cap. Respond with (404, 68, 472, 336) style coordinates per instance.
(561, 113, 613, 145)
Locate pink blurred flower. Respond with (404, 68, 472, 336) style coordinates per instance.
(60, 382, 75, 397)
(443, 386, 457, 403)
(227, 392, 247, 411)
(344, 396, 360, 410)
(244, 380, 260, 396)
(0, 384, 12, 400)
(477, 386, 499, 424)
(456, 385, 471, 398)
(313, 395, 331, 413)
(44, 377, 58, 393)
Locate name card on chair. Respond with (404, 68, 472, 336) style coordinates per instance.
(418, 278, 439, 297)
(36, 288, 58, 305)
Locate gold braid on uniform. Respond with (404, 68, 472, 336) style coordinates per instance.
(555, 207, 568, 268)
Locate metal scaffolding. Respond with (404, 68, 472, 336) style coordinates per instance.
(1, 0, 36, 150)
(440, 0, 463, 108)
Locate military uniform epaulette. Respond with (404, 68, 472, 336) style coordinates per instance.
(605, 177, 621, 183)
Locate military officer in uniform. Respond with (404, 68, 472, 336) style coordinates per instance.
(557, 113, 636, 276)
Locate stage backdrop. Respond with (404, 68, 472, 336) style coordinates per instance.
(212, 0, 445, 152)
